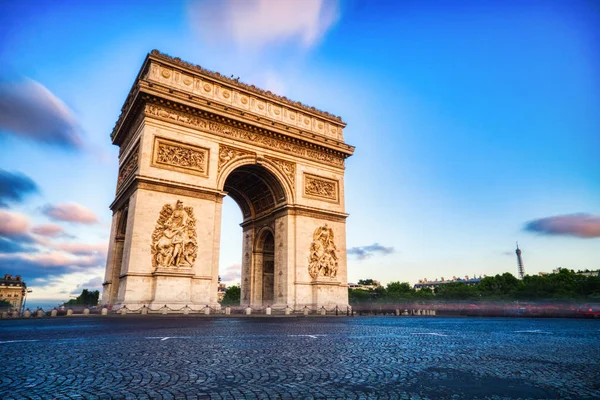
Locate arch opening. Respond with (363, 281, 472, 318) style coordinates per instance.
(220, 164, 287, 306)
(223, 164, 287, 221)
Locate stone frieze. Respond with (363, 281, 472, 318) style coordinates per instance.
(145, 104, 344, 167)
(303, 174, 339, 202)
(152, 135, 209, 176)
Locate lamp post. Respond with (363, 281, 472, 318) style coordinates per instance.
(21, 289, 32, 316)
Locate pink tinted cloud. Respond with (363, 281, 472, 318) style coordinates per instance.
(42, 202, 99, 224)
(55, 242, 108, 256)
(31, 223, 66, 237)
(0, 209, 30, 237)
(525, 214, 600, 238)
(0, 251, 105, 268)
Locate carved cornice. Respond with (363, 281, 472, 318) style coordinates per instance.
(145, 103, 346, 167)
(110, 174, 224, 211)
(148, 50, 344, 123)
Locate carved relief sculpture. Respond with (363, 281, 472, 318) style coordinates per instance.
(152, 136, 209, 176)
(304, 174, 339, 202)
(116, 144, 139, 191)
(267, 156, 296, 189)
(151, 200, 197, 269)
(308, 224, 338, 279)
(218, 145, 253, 173)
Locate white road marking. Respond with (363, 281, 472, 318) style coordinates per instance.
(288, 334, 323, 339)
(411, 333, 448, 337)
(0, 339, 40, 344)
(514, 330, 550, 334)
(146, 336, 192, 341)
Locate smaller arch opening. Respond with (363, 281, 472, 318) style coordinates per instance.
(257, 230, 275, 305)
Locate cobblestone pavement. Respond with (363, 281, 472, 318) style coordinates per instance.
(1, 316, 599, 399)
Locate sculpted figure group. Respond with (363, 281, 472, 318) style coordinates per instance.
(151, 200, 198, 269)
(308, 224, 338, 279)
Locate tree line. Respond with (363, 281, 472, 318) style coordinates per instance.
(350, 269, 600, 304)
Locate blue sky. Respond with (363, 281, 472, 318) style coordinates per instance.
(0, 0, 598, 308)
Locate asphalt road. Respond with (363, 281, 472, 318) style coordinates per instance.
(1, 316, 599, 399)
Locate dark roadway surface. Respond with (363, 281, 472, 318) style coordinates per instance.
(1, 316, 599, 399)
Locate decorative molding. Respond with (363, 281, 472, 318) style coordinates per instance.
(145, 104, 345, 167)
(266, 156, 296, 190)
(151, 135, 209, 177)
(218, 144, 254, 173)
(149, 50, 344, 123)
(151, 200, 197, 270)
(117, 143, 139, 191)
(137, 177, 224, 202)
(303, 173, 339, 203)
(308, 224, 338, 279)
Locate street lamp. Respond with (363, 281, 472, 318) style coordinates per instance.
(21, 289, 32, 316)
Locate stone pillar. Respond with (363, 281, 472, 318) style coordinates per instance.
(51, 309, 57, 317)
(1, 311, 7, 319)
(83, 308, 90, 315)
(141, 306, 148, 315)
(304, 307, 309, 316)
(245, 307, 252, 315)
(121, 308, 127, 316)
(67, 309, 73, 316)
(24, 309, 31, 318)
(266, 307, 271, 315)
(285, 307, 291, 315)
(101, 307, 108, 316)
(36, 309, 44, 317)
(395, 309, 400, 316)
(225, 307, 231, 315)
(204, 306, 210, 315)
(320, 307, 327, 316)
(432, 310, 436, 316)
(183, 307, 189, 315)
(161, 306, 168, 315)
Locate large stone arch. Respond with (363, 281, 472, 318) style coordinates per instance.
(102, 50, 354, 310)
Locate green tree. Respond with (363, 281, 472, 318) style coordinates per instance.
(385, 282, 414, 300)
(65, 289, 100, 306)
(478, 273, 521, 299)
(220, 285, 241, 305)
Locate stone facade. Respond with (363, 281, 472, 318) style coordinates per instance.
(102, 50, 354, 310)
(0, 274, 26, 311)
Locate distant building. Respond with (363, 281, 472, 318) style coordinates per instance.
(413, 275, 484, 290)
(348, 280, 381, 290)
(0, 274, 27, 311)
(576, 270, 600, 277)
(217, 283, 227, 301)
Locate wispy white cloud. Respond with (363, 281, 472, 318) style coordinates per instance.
(0, 78, 83, 149)
(220, 263, 241, 284)
(188, 0, 340, 52)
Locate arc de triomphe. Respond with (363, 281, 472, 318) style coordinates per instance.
(102, 50, 355, 310)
